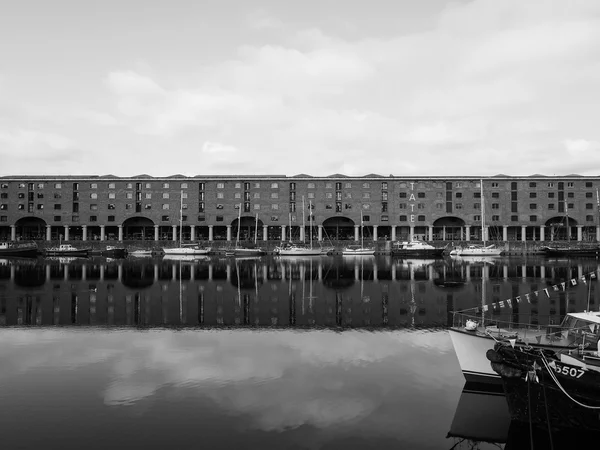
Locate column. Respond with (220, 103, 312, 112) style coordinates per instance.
(172, 225, 178, 242)
(190, 226, 196, 241)
(100, 265, 105, 281)
(263, 225, 268, 242)
(577, 225, 583, 242)
(100, 225, 106, 241)
(373, 225, 378, 241)
(318, 225, 323, 242)
(46, 225, 51, 241)
(118, 264, 122, 281)
(82, 225, 87, 241)
(540, 225, 545, 242)
(154, 264, 159, 282)
(281, 225, 286, 242)
(10, 225, 16, 241)
(428, 226, 433, 241)
(64, 225, 69, 241)
(483, 225, 489, 242)
(300, 226, 305, 242)
(521, 226, 526, 242)
(409, 225, 414, 241)
(503, 225, 508, 242)
(224, 225, 229, 242)
(209, 225, 214, 241)
(118, 225, 123, 241)
(82, 265, 87, 281)
(354, 225, 359, 241)
(442, 226, 446, 240)
(391, 226, 396, 242)
(208, 264, 213, 281)
(465, 225, 470, 242)
(46, 265, 51, 281)
(596, 225, 600, 242)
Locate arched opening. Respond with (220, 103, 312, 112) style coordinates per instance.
(14, 217, 47, 241)
(322, 217, 355, 241)
(231, 216, 266, 242)
(123, 217, 156, 240)
(545, 216, 577, 241)
(432, 217, 466, 241)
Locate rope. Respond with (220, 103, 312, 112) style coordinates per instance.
(540, 353, 600, 409)
(540, 369, 555, 450)
(527, 375, 535, 450)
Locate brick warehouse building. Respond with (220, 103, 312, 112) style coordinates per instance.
(1, 174, 599, 244)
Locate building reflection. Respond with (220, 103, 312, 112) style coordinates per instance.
(0, 256, 598, 328)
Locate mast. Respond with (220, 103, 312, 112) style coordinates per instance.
(302, 196, 306, 244)
(288, 212, 292, 242)
(236, 203, 242, 246)
(179, 189, 183, 247)
(254, 213, 259, 245)
(480, 179, 485, 245)
(309, 200, 313, 249)
(361, 210, 364, 248)
(565, 200, 569, 244)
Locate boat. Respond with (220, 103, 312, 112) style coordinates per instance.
(278, 198, 323, 256)
(449, 308, 600, 384)
(541, 245, 600, 257)
(163, 190, 211, 256)
(129, 249, 161, 257)
(487, 340, 600, 433)
(226, 206, 265, 257)
(0, 241, 39, 258)
(452, 179, 503, 257)
(163, 254, 209, 262)
(342, 211, 375, 256)
(391, 239, 446, 257)
(101, 245, 128, 258)
(44, 244, 89, 257)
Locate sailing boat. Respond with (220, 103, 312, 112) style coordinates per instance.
(342, 210, 375, 256)
(163, 190, 211, 256)
(226, 205, 265, 257)
(279, 197, 323, 256)
(453, 180, 503, 257)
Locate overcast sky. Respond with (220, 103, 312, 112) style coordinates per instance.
(1, 0, 599, 177)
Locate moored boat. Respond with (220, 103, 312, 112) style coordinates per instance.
(277, 244, 323, 256)
(101, 245, 128, 258)
(391, 239, 446, 257)
(44, 244, 90, 257)
(541, 244, 600, 257)
(0, 241, 39, 258)
(163, 244, 211, 256)
(449, 309, 600, 384)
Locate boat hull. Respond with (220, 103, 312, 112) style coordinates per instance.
(227, 248, 265, 257)
(0, 247, 38, 258)
(542, 246, 600, 257)
(391, 249, 445, 257)
(101, 248, 128, 258)
(45, 249, 89, 257)
(163, 247, 211, 255)
(448, 328, 504, 384)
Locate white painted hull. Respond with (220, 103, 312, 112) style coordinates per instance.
(279, 248, 323, 256)
(342, 248, 375, 256)
(163, 247, 211, 255)
(448, 328, 502, 383)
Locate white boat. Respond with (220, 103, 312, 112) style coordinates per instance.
(45, 244, 89, 257)
(342, 211, 375, 256)
(227, 206, 265, 257)
(391, 239, 446, 257)
(449, 309, 600, 384)
(129, 249, 153, 257)
(163, 190, 211, 255)
(163, 254, 209, 261)
(454, 180, 503, 257)
(279, 198, 324, 256)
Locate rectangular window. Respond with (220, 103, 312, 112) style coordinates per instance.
(217, 182, 224, 189)
(199, 202, 205, 212)
(307, 182, 315, 189)
(455, 203, 462, 209)
(54, 183, 62, 189)
(587, 215, 594, 222)
(530, 204, 537, 209)
(54, 216, 61, 222)
(399, 215, 407, 221)
(144, 205, 152, 210)
(90, 215, 97, 222)
(108, 216, 115, 222)
(198, 182, 204, 191)
(529, 192, 536, 198)
(162, 204, 169, 210)
(216, 216, 224, 222)
(307, 192, 314, 199)
(37, 193, 44, 199)
(399, 192, 407, 198)
(363, 215, 370, 221)
(417, 215, 426, 222)
(492, 203, 499, 209)
(511, 215, 518, 222)
(587, 203, 594, 209)
(567, 192, 574, 198)
(162, 183, 169, 188)
(217, 192, 224, 199)
(548, 192, 555, 198)
(335, 182, 342, 190)
(271, 204, 278, 210)
(181, 183, 188, 189)
(161, 215, 169, 221)
(271, 183, 278, 189)
(345, 183, 351, 189)
(548, 203, 555, 210)
(492, 215, 500, 221)
(108, 193, 116, 199)
(271, 193, 279, 199)
(108, 204, 115, 210)
(567, 182, 574, 188)
(381, 182, 388, 190)
(162, 193, 169, 199)
(0, 216, 6, 222)
(37, 183, 44, 189)
(125, 183, 132, 189)
(234, 182, 241, 189)
(474, 215, 481, 221)
(90, 204, 98, 211)
(344, 203, 352, 210)
(254, 183, 260, 189)
(145, 193, 151, 199)
(54, 204, 61, 210)
(37, 204, 43, 210)
(108, 183, 115, 189)
(418, 192, 425, 198)
(363, 193, 370, 199)
(290, 182, 297, 190)
(325, 192, 333, 199)
(530, 215, 537, 221)
(362, 182, 370, 188)
(235, 192, 241, 199)
(382, 192, 388, 201)
(491, 182, 499, 188)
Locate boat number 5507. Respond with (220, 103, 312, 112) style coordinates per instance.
(553, 364, 584, 378)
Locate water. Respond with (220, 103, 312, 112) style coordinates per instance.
(1, 255, 599, 449)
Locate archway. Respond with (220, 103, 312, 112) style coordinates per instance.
(432, 217, 466, 241)
(231, 216, 265, 242)
(15, 217, 47, 241)
(322, 217, 355, 241)
(545, 216, 577, 241)
(123, 217, 156, 240)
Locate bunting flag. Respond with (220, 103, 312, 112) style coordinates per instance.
(506, 299, 512, 307)
(590, 324, 597, 333)
(553, 284, 560, 291)
(544, 288, 550, 297)
(509, 339, 516, 348)
(499, 300, 505, 308)
(571, 278, 577, 286)
(581, 276, 587, 284)
(592, 273, 597, 279)
(560, 282, 566, 290)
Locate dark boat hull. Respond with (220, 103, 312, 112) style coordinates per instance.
(45, 250, 89, 257)
(391, 249, 445, 257)
(0, 247, 39, 258)
(101, 248, 128, 258)
(542, 246, 600, 257)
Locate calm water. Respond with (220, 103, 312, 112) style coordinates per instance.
(1, 255, 599, 449)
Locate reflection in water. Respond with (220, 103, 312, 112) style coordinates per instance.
(1, 256, 599, 328)
(2, 255, 599, 449)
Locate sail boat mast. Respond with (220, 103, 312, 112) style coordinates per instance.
(254, 213, 258, 244)
(179, 189, 183, 246)
(236, 203, 242, 246)
(302, 196, 306, 244)
(309, 199, 313, 249)
(480, 180, 485, 245)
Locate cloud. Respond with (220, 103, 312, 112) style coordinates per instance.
(564, 139, 600, 154)
(202, 141, 238, 153)
(246, 10, 284, 30)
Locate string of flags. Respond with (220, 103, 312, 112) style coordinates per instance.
(466, 270, 598, 313)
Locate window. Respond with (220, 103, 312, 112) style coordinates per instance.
(198, 202, 205, 212)
(108, 182, 115, 189)
(474, 215, 481, 221)
(548, 203, 555, 210)
(587, 215, 595, 222)
(90, 183, 97, 189)
(307, 192, 315, 199)
(108, 193, 116, 199)
(181, 183, 188, 189)
(547, 182, 554, 187)
(529, 192, 536, 198)
(363, 215, 370, 221)
(586, 182, 593, 188)
(586, 192, 593, 198)
(161, 193, 169, 199)
(382, 192, 388, 201)
(235, 192, 241, 199)
(144, 193, 151, 199)
(216, 204, 224, 209)
(90, 204, 98, 211)
(474, 203, 480, 209)
(18, 193, 25, 199)
(492, 203, 499, 209)
(271, 204, 278, 210)
(382, 182, 388, 190)
(162, 204, 169, 210)
(54, 183, 62, 189)
(381, 215, 389, 221)
(144, 205, 152, 210)
(335, 182, 342, 190)
(215, 182, 224, 189)
(89, 193, 97, 199)
(161, 215, 169, 221)
(362, 204, 370, 210)
(254, 183, 260, 189)
(418, 192, 425, 198)
(345, 203, 352, 210)
(492, 215, 500, 221)
(455, 193, 462, 198)
(399, 203, 406, 209)
(37, 193, 44, 199)
(54, 204, 61, 210)
(362, 182, 370, 188)
(529, 203, 537, 209)
(54, 216, 61, 222)
(108, 204, 115, 210)
(145, 183, 151, 189)
(567, 182, 574, 188)
(290, 182, 297, 190)
(455, 203, 463, 209)
(216, 216, 224, 222)
(307, 182, 315, 189)
(548, 192, 555, 198)
(271, 183, 278, 189)
(37, 183, 44, 189)
(530, 215, 537, 221)
(271, 216, 278, 221)
(343, 192, 351, 199)
(511, 215, 518, 222)
(568, 203, 574, 209)
(0, 193, 6, 199)
(182, 203, 188, 210)
(234, 182, 241, 189)
(90, 215, 97, 222)
(217, 192, 224, 199)
(418, 215, 425, 222)
(0, 183, 7, 189)
(271, 193, 279, 199)
(399, 215, 407, 221)
(587, 203, 594, 209)
(108, 215, 115, 222)
(382, 202, 388, 212)
(37, 204, 43, 210)
(399, 192, 407, 198)
(0, 216, 6, 222)
(325, 204, 333, 210)
(363, 193, 370, 199)
(529, 182, 537, 188)
(491, 182, 499, 188)
(161, 183, 169, 189)
(345, 183, 352, 189)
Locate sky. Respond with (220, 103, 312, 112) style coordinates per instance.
(1, 0, 599, 177)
